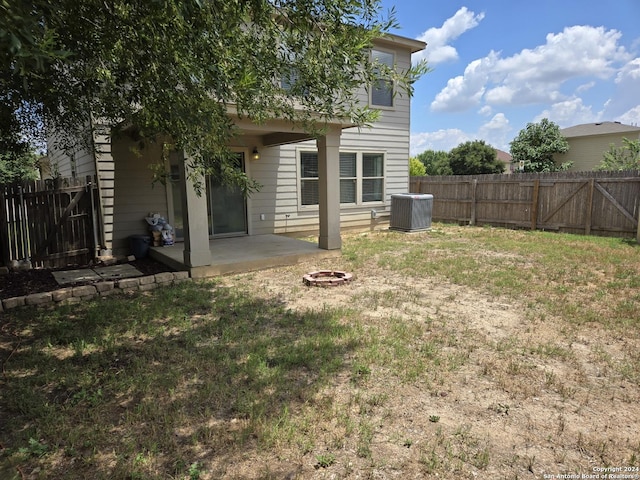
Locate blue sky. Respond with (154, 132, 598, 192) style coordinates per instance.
(380, 1, 640, 156)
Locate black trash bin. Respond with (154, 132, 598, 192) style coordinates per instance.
(129, 235, 151, 259)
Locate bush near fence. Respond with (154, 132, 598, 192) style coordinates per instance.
(410, 170, 640, 241)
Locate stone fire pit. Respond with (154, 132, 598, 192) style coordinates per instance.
(303, 270, 353, 287)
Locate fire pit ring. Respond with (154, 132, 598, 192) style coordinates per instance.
(303, 270, 353, 287)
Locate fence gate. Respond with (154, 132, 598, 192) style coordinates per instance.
(0, 176, 102, 268)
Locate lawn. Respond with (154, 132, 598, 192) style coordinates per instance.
(1, 225, 639, 479)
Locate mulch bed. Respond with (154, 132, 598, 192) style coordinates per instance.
(0, 257, 174, 300)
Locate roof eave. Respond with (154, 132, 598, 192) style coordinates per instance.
(374, 34, 426, 54)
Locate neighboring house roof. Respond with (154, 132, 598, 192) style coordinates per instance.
(561, 121, 640, 138)
(494, 148, 514, 173)
(495, 149, 512, 163)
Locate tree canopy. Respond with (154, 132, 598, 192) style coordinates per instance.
(414, 149, 451, 175)
(0, 101, 40, 184)
(1, 0, 428, 190)
(409, 157, 426, 176)
(448, 140, 504, 175)
(596, 138, 640, 171)
(509, 118, 571, 172)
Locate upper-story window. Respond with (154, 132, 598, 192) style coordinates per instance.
(371, 49, 394, 107)
(281, 69, 299, 91)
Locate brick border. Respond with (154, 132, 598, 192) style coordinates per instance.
(1, 271, 191, 311)
(303, 270, 353, 287)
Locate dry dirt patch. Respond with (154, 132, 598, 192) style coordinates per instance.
(214, 244, 639, 479)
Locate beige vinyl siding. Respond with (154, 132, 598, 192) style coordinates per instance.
(248, 145, 300, 235)
(46, 137, 71, 178)
(45, 35, 419, 246)
(111, 137, 168, 255)
(93, 125, 115, 250)
(247, 44, 413, 236)
(46, 124, 116, 250)
(556, 133, 640, 171)
(46, 130, 96, 178)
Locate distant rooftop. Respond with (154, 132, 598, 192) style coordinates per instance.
(495, 149, 512, 162)
(561, 121, 640, 138)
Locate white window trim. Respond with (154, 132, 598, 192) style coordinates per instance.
(297, 148, 387, 210)
(369, 47, 396, 110)
(361, 152, 386, 204)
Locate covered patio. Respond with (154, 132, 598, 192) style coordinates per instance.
(149, 234, 342, 278)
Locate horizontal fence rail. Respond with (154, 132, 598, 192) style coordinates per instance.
(410, 171, 640, 241)
(0, 176, 102, 268)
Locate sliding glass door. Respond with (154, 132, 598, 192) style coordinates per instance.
(169, 152, 247, 239)
(206, 153, 247, 236)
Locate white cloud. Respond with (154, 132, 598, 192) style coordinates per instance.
(411, 113, 513, 155)
(604, 57, 640, 119)
(616, 105, 640, 126)
(478, 105, 492, 116)
(431, 53, 497, 112)
(410, 129, 471, 155)
(432, 25, 631, 113)
(414, 7, 485, 65)
(534, 98, 598, 126)
(615, 57, 640, 83)
(478, 113, 512, 147)
(576, 81, 596, 93)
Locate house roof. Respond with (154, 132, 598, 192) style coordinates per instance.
(376, 34, 426, 54)
(561, 121, 640, 138)
(495, 149, 512, 162)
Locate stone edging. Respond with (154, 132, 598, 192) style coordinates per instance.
(1, 271, 191, 312)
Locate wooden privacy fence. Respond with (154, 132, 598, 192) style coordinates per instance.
(410, 171, 640, 240)
(0, 176, 102, 268)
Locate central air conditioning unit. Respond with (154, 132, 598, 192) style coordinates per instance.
(390, 193, 433, 232)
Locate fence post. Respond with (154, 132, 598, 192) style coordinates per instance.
(637, 201, 640, 244)
(585, 178, 595, 235)
(469, 179, 478, 226)
(531, 179, 540, 230)
(0, 185, 7, 266)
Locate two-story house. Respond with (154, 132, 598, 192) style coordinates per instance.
(47, 34, 425, 277)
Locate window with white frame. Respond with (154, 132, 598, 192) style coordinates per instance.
(300, 151, 319, 205)
(362, 153, 384, 202)
(299, 151, 384, 206)
(339, 152, 357, 204)
(371, 49, 394, 107)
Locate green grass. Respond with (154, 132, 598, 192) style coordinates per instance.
(0, 281, 358, 479)
(349, 225, 640, 330)
(1, 224, 639, 479)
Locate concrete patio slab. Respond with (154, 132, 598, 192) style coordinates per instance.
(52, 264, 144, 285)
(94, 264, 143, 280)
(150, 234, 341, 278)
(52, 269, 101, 285)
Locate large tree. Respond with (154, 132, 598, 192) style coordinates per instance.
(409, 157, 426, 176)
(1, 0, 428, 191)
(415, 149, 451, 175)
(448, 140, 504, 175)
(509, 118, 571, 172)
(596, 138, 640, 171)
(0, 102, 40, 184)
